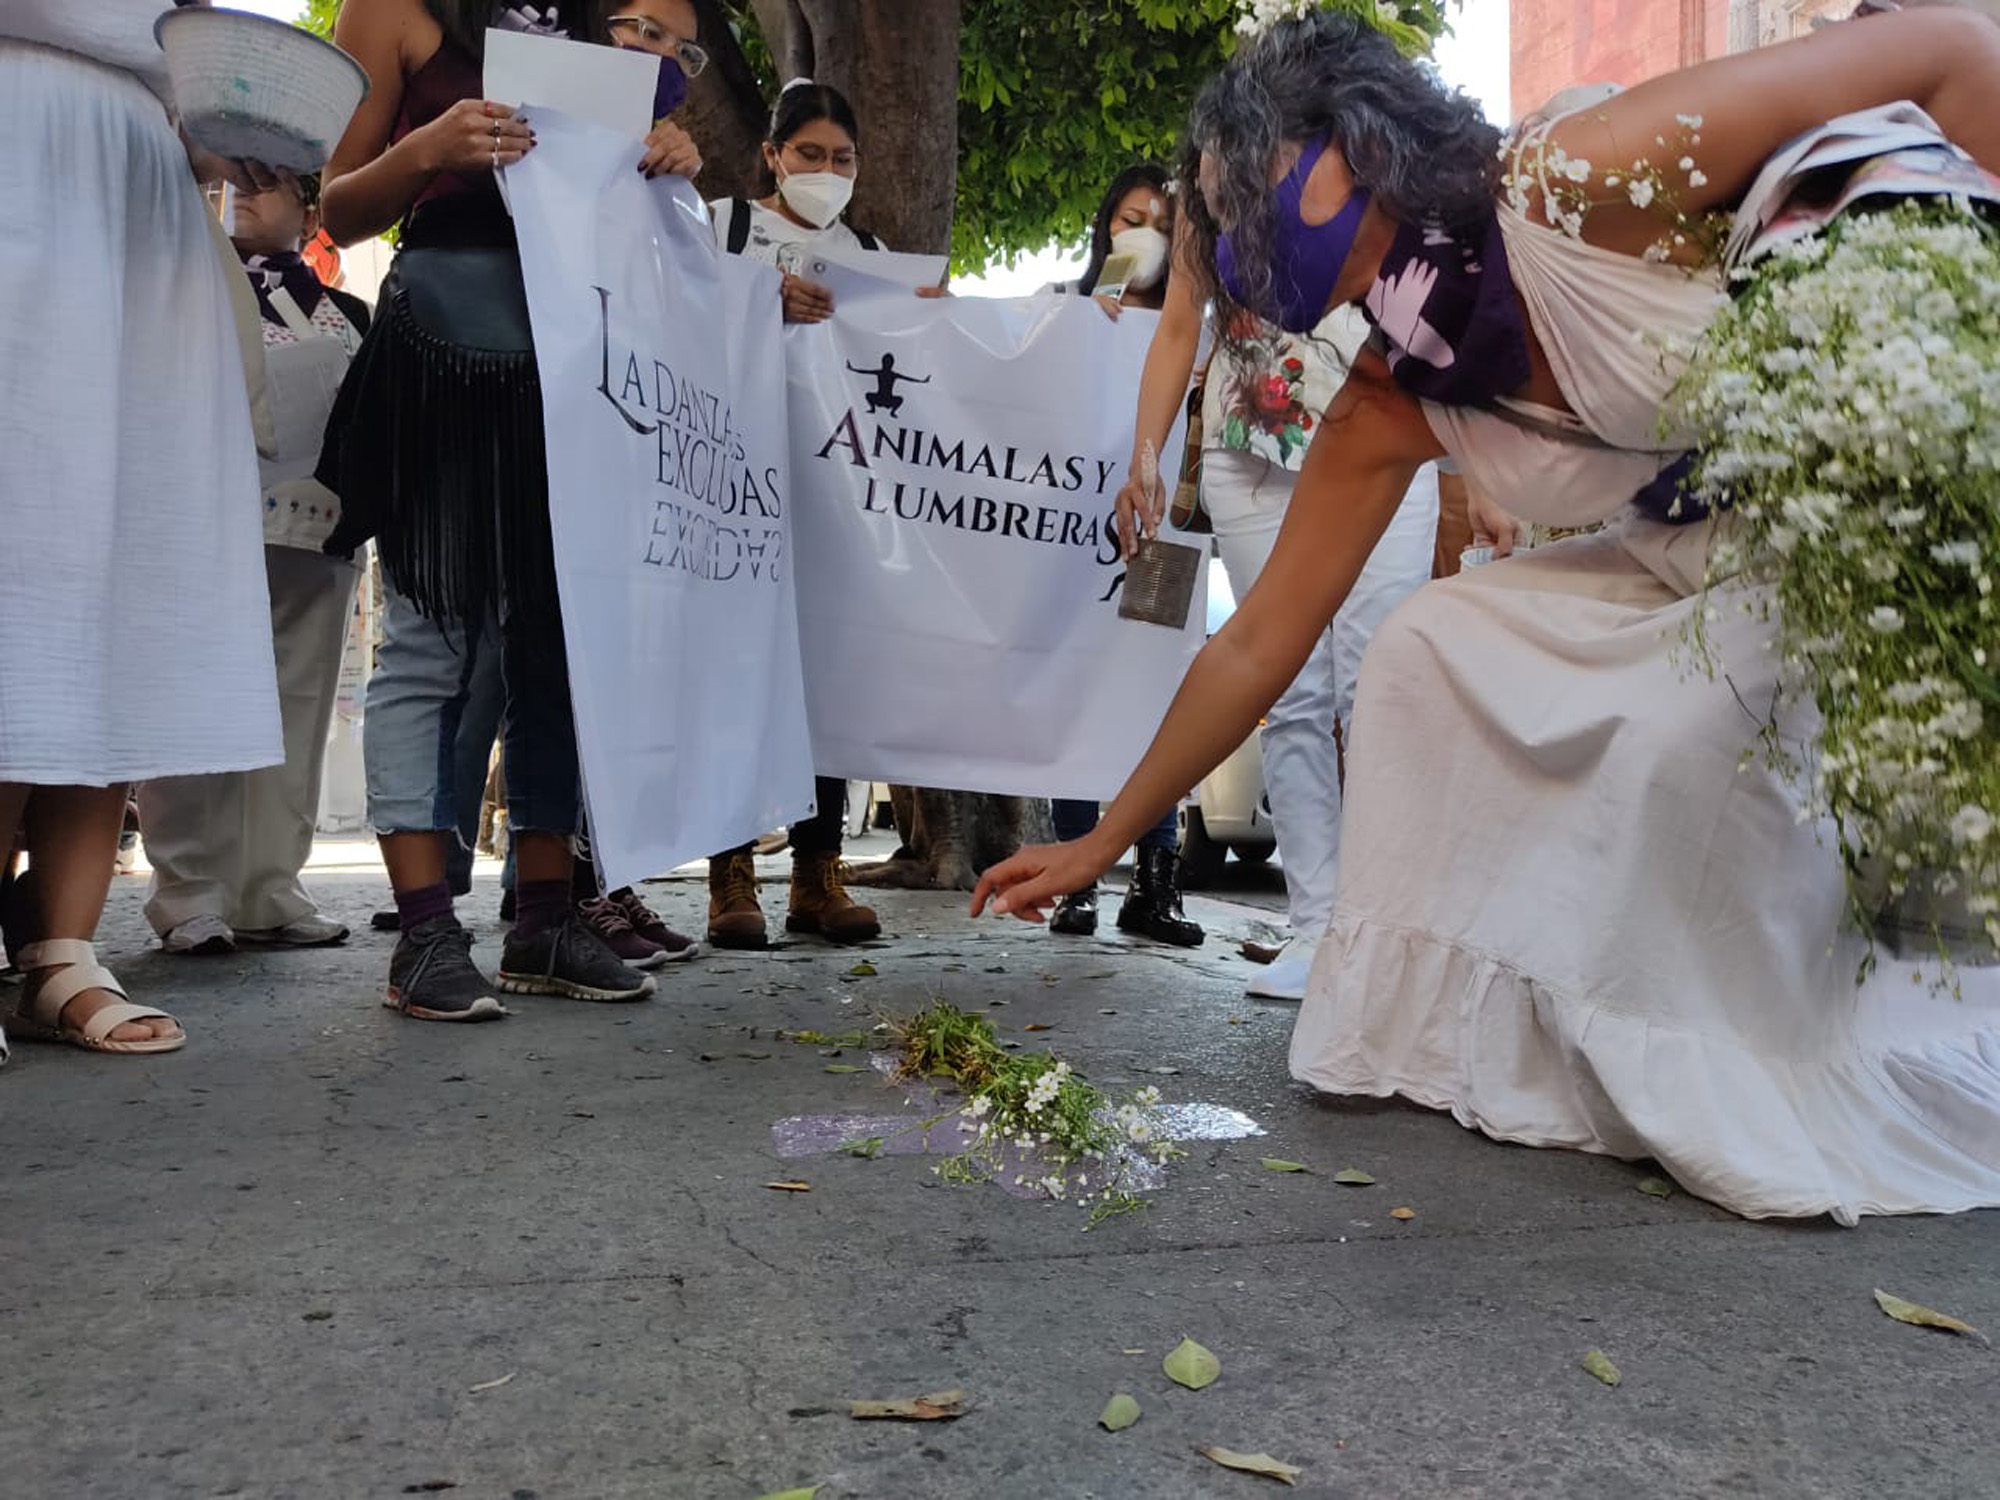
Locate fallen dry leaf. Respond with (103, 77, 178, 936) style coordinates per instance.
(753, 1487, 823, 1500)
(467, 1372, 515, 1394)
(1227, 1017, 1249, 1026)
(1581, 1348, 1622, 1387)
(1259, 1159, 1310, 1174)
(1023, 1023, 1055, 1032)
(765, 1181, 813, 1193)
(1163, 1335, 1221, 1390)
(1332, 1168, 1376, 1186)
(1874, 1289, 1990, 1345)
(1241, 941, 1283, 965)
(1636, 1176, 1675, 1199)
(1099, 1392, 1141, 1431)
(1390, 1206, 1416, 1221)
(1121, 1348, 1146, 1356)
(823, 1064, 865, 1074)
(848, 961, 878, 977)
(568, 1110, 595, 1119)
(1195, 1446, 1301, 1486)
(848, 1389, 967, 1421)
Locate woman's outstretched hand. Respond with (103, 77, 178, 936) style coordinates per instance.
(971, 839, 1109, 923)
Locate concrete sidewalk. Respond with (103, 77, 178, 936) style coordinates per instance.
(1, 848, 1994, 1500)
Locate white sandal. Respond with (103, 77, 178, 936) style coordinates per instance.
(10, 939, 184, 1055)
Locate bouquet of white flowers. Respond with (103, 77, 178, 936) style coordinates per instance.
(1671, 199, 2000, 968)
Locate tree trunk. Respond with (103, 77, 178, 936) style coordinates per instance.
(849, 787, 1053, 892)
(685, 0, 771, 203)
(694, 0, 961, 256)
(792, 0, 961, 256)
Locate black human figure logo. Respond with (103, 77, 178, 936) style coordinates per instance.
(847, 352, 930, 418)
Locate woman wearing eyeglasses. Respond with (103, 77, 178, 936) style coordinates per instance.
(709, 80, 890, 327)
(604, 1, 704, 178)
(700, 79, 896, 952)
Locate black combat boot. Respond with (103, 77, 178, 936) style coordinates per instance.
(1115, 847, 1204, 948)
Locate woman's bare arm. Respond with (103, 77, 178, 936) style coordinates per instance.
(1544, 8, 2000, 256)
(974, 352, 1446, 919)
(1113, 225, 1207, 558)
(320, 0, 533, 245)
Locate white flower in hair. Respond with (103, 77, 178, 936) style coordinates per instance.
(495, 5, 564, 35)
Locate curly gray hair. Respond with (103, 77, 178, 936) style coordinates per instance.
(1178, 10, 1502, 327)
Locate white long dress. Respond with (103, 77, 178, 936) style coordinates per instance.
(0, 26, 280, 785)
(1289, 203, 2000, 1224)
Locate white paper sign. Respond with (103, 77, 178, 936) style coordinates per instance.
(508, 111, 814, 890)
(797, 241, 950, 292)
(484, 28, 656, 141)
(786, 289, 1206, 801)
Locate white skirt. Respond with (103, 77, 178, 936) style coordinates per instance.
(0, 42, 280, 785)
(1291, 517, 2000, 1225)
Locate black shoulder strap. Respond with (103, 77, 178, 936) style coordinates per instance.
(726, 198, 752, 255)
(853, 227, 880, 251)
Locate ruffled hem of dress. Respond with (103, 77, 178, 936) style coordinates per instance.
(1289, 915, 2000, 1227)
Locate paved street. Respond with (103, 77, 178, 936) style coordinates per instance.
(2, 839, 1995, 1500)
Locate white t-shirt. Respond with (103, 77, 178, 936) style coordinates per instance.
(707, 197, 870, 269)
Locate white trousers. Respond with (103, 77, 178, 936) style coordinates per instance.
(1201, 447, 1438, 936)
(140, 547, 359, 934)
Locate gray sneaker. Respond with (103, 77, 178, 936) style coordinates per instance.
(386, 919, 506, 1023)
(498, 914, 653, 1001)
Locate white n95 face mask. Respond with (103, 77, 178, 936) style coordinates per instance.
(778, 169, 855, 230)
(1109, 225, 1170, 290)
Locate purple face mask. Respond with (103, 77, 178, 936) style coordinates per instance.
(652, 56, 688, 119)
(1217, 139, 1372, 333)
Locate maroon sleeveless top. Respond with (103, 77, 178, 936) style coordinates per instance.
(393, 35, 498, 213)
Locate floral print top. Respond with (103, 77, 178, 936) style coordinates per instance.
(1201, 306, 1369, 471)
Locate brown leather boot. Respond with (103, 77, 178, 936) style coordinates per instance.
(785, 851, 881, 944)
(706, 852, 769, 950)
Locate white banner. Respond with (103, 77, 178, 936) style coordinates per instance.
(509, 113, 815, 890)
(787, 272, 1206, 801)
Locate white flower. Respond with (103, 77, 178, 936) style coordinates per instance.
(1867, 607, 1905, 634)
(1950, 804, 1994, 846)
(1679, 156, 1695, 171)
(1931, 541, 1982, 568)
(1676, 113, 1704, 129)
(966, 1094, 991, 1118)
(1626, 177, 1657, 209)
(1563, 156, 1592, 183)
(1688, 170, 1709, 188)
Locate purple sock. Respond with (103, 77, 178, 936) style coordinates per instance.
(512, 878, 571, 938)
(395, 881, 454, 931)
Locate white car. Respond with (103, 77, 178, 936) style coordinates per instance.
(1179, 556, 1276, 888)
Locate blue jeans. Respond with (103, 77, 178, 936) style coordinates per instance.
(365, 584, 572, 885)
(1051, 798, 1177, 854)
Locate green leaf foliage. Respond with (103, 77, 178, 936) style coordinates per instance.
(297, 1, 1450, 273)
